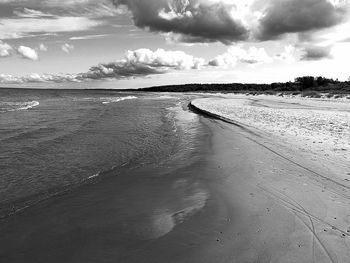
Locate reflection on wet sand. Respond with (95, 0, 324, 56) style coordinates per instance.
(118, 178, 208, 240)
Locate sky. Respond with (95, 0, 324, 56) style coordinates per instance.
(0, 0, 350, 89)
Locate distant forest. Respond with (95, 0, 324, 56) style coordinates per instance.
(137, 76, 350, 97)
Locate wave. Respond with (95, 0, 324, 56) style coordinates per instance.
(0, 101, 39, 113)
(87, 171, 101, 180)
(100, 96, 137, 104)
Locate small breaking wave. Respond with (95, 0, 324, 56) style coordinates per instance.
(87, 171, 101, 180)
(0, 101, 39, 113)
(101, 96, 137, 104)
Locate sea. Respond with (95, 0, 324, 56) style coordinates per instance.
(0, 88, 204, 218)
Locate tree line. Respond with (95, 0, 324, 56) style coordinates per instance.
(137, 76, 350, 96)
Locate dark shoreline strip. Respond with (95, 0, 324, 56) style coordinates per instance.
(188, 101, 262, 138)
(188, 102, 245, 128)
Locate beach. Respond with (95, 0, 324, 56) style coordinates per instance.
(1, 93, 350, 262)
(2, 0, 350, 261)
(191, 95, 350, 262)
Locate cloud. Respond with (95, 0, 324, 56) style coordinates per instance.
(83, 48, 205, 79)
(209, 46, 272, 67)
(17, 45, 39, 60)
(113, 0, 350, 44)
(0, 73, 80, 84)
(341, 36, 350, 42)
(40, 0, 122, 17)
(275, 45, 300, 63)
(2, 0, 349, 44)
(0, 7, 103, 39)
(61, 43, 74, 53)
(113, 0, 249, 44)
(13, 8, 55, 18)
(0, 48, 205, 83)
(69, 34, 110, 40)
(256, 0, 349, 40)
(0, 1, 120, 17)
(300, 45, 333, 60)
(0, 40, 12, 57)
(39, 43, 48, 51)
(275, 44, 332, 62)
(1, 41, 46, 60)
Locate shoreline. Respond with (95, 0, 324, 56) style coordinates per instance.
(0, 95, 196, 221)
(0, 102, 220, 262)
(1, 86, 349, 100)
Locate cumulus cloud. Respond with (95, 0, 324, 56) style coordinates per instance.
(114, 0, 350, 44)
(0, 40, 12, 57)
(2, 0, 349, 43)
(0, 48, 205, 83)
(275, 44, 332, 62)
(256, 0, 349, 40)
(300, 45, 333, 60)
(209, 46, 272, 67)
(17, 46, 39, 60)
(113, 0, 249, 44)
(61, 43, 74, 53)
(83, 48, 205, 79)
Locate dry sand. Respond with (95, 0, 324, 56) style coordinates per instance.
(192, 95, 350, 168)
(1, 96, 350, 262)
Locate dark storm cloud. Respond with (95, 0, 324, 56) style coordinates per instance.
(256, 0, 348, 40)
(300, 45, 332, 60)
(113, 0, 249, 44)
(2, 0, 349, 43)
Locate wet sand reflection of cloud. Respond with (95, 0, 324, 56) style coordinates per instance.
(128, 178, 208, 240)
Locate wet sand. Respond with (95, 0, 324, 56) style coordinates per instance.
(1, 103, 350, 262)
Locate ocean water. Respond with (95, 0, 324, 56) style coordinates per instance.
(0, 88, 201, 217)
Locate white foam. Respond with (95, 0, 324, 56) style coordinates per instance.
(0, 101, 39, 112)
(100, 96, 137, 104)
(17, 101, 40, 111)
(88, 172, 100, 180)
